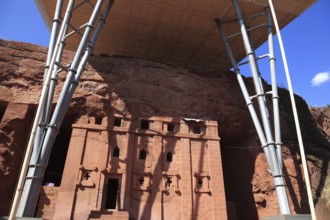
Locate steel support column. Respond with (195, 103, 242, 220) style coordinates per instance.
(215, 0, 290, 215)
(266, 7, 282, 169)
(10, 0, 114, 218)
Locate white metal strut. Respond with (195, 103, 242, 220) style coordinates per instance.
(9, 0, 114, 218)
(216, 0, 291, 215)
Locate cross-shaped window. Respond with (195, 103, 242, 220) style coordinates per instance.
(138, 176, 144, 185)
(166, 177, 172, 187)
(84, 171, 91, 180)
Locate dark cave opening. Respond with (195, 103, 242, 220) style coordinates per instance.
(0, 101, 8, 123)
(220, 139, 258, 220)
(43, 113, 77, 186)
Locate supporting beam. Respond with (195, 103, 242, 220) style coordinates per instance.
(267, 1, 316, 219)
(215, 0, 290, 215)
(9, 0, 114, 218)
(231, 1, 290, 214)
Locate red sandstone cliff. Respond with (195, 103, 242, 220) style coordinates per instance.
(0, 39, 330, 219)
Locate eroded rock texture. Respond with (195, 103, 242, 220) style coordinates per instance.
(0, 39, 330, 219)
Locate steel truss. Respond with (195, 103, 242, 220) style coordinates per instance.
(215, 0, 291, 215)
(10, 0, 114, 218)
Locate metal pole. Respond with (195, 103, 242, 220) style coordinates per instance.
(267, 1, 317, 219)
(232, 0, 290, 214)
(9, 0, 66, 218)
(45, 24, 69, 124)
(45, 0, 106, 132)
(215, 19, 271, 163)
(233, 0, 290, 215)
(34, 0, 63, 168)
(247, 27, 270, 121)
(52, 0, 114, 131)
(15, 0, 76, 217)
(65, 0, 114, 116)
(216, 18, 290, 213)
(265, 7, 282, 169)
(16, 0, 113, 217)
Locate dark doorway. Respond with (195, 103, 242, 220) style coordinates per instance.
(105, 178, 119, 209)
(43, 112, 77, 186)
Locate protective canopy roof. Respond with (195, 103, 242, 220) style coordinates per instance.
(36, 0, 316, 70)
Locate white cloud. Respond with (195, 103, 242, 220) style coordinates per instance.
(311, 71, 330, 87)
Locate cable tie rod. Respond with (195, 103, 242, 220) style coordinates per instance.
(72, 0, 89, 11)
(238, 54, 269, 66)
(66, 23, 87, 38)
(55, 62, 69, 72)
(56, 63, 71, 74)
(86, 0, 95, 9)
(215, 12, 265, 25)
(227, 23, 266, 39)
(250, 93, 266, 100)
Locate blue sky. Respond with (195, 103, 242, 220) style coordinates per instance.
(0, 0, 329, 107)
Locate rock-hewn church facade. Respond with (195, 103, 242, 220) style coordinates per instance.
(41, 115, 227, 219)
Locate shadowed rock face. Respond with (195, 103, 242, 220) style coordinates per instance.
(310, 107, 330, 141)
(0, 39, 330, 219)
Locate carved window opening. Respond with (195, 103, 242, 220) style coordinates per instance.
(197, 178, 203, 188)
(134, 173, 152, 191)
(141, 119, 149, 129)
(139, 149, 147, 160)
(95, 117, 103, 125)
(161, 172, 180, 192)
(192, 125, 201, 134)
(167, 123, 175, 132)
(114, 117, 121, 127)
(83, 171, 91, 180)
(138, 176, 144, 185)
(78, 166, 97, 187)
(113, 146, 120, 157)
(166, 151, 173, 162)
(166, 177, 172, 187)
(194, 173, 211, 193)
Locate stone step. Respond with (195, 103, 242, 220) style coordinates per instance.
(89, 210, 129, 220)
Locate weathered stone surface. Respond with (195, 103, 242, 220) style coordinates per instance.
(0, 102, 34, 215)
(0, 39, 330, 219)
(310, 107, 330, 141)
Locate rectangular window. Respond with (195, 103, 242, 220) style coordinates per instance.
(192, 125, 201, 134)
(141, 119, 149, 129)
(114, 117, 122, 127)
(167, 123, 175, 132)
(95, 117, 103, 125)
